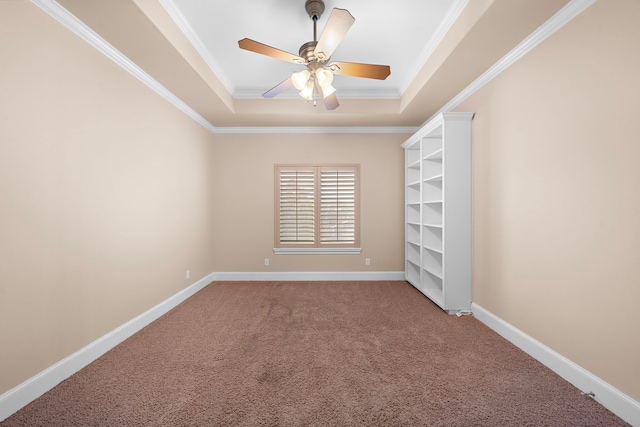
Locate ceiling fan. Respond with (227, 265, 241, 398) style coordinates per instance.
(238, 0, 391, 110)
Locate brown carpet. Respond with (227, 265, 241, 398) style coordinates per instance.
(2, 281, 627, 426)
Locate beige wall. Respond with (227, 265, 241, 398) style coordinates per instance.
(0, 2, 215, 394)
(457, 0, 640, 400)
(211, 133, 407, 273)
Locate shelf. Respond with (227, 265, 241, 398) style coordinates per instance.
(423, 203, 442, 225)
(422, 250, 443, 278)
(407, 165, 420, 185)
(421, 283, 444, 308)
(407, 183, 420, 206)
(423, 148, 443, 160)
(407, 180, 420, 187)
(407, 243, 420, 266)
(406, 261, 420, 287)
(407, 258, 420, 268)
(423, 223, 443, 229)
(421, 137, 442, 158)
(423, 174, 443, 182)
(423, 200, 443, 204)
(423, 155, 442, 182)
(407, 225, 420, 246)
(422, 180, 442, 201)
(423, 225, 443, 252)
(423, 245, 443, 254)
(423, 268, 443, 283)
(407, 203, 420, 224)
(421, 270, 444, 304)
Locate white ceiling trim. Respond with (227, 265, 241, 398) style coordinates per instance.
(158, 0, 235, 97)
(30, 0, 217, 134)
(422, 0, 598, 128)
(210, 126, 418, 134)
(398, 0, 469, 96)
(232, 88, 401, 100)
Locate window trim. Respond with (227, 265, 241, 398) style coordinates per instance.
(273, 247, 362, 255)
(274, 164, 361, 254)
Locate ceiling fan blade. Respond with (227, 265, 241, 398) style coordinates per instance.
(329, 61, 391, 80)
(238, 38, 305, 64)
(323, 92, 340, 110)
(314, 8, 355, 61)
(262, 76, 294, 98)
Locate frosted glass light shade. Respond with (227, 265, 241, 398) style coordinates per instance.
(299, 79, 314, 100)
(316, 69, 334, 88)
(291, 70, 311, 90)
(320, 84, 336, 98)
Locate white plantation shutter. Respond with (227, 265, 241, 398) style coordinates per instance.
(276, 165, 359, 249)
(320, 167, 357, 245)
(278, 167, 315, 245)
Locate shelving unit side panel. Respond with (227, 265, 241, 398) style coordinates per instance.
(442, 118, 473, 310)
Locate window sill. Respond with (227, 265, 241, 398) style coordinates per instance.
(273, 248, 362, 255)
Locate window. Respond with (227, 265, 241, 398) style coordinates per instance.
(275, 165, 360, 254)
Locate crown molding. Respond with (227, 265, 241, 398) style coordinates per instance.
(399, 0, 469, 96)
(211, 126, 418, 134)
(30, 0, 217, 134)
(233, 89, 401, 100)
(424, 0, 597, 127)
(158, 0, 235, 96)
(32, 0, 596, 136)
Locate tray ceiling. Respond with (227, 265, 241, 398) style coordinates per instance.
(161, 0, 459, 99)
(51, 0, 575, 127)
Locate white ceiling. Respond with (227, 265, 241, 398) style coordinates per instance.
(160, 0, 461, 99)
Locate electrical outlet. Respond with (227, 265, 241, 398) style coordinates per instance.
(264, 258, 270, 266)
(365, 258, 370, 266)
(186, 270, 190, 279)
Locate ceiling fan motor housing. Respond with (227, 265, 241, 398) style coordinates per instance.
(305, 0, 325, 20)
(299, 41, 318, 62)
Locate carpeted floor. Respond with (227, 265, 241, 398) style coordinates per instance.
(1, 281, 628, 426)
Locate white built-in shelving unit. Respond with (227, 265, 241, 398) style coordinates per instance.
(401, 112, 473, 313)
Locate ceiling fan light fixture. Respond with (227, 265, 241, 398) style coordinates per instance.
(316, 68, 334, 88)
(291, 69, 311, 90)
(319, 84, 336, 99)
(300, 79, 315, 101)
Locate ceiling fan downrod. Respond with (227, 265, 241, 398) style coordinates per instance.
(305, 0, 325, 41)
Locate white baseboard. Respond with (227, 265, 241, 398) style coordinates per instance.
(472, 303, 640, 427)
(211, 271, 405, 281)
(0, 272, 216, 422)
(0, 271, 403, 421)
